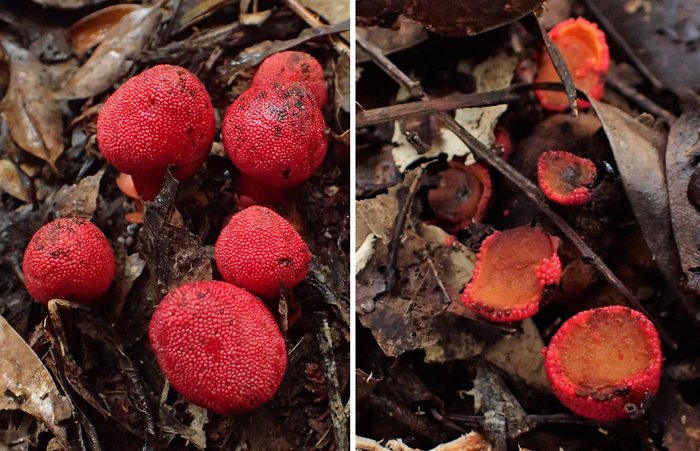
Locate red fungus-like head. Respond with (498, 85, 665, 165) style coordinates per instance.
(149, 280, 287, 414)
(544, 306, 662, 421)
(535, 18, 610, 111)
(538, 150, 597, 206)
(428, 161, 492, 230)
(22, 218, 115, 304)
(215, 206, 311, 298)
(96, 65, 216, 201)
(462, 227, 561, 322)
(222, 83, 328, 190)
(251, 51, 328, 108)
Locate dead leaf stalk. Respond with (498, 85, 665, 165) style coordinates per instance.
(314, 312, 349, 451)
(386, 166, 425, 294)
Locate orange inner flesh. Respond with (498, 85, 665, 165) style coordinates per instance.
(470, 228, 553, 308)
(429, 168, 484, 223)
(542, 155, 593, 196)
(559, 311, 652, 389)
(536, 22, 605, 107)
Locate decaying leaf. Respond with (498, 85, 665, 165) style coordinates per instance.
(67, 4, 143, 58)
(29, 0, 103, 8)
(356, 232, 376, 275)
(483, 318, 549, 391)
(356, 431, 491, 451)
(470, 366, 533, 450)
(0, 314, 72, 447)
(590, 99, 680, 290)
(51, 168, 105, 219)
(392, 53, 517, 172)
(356, 16, 428, 63)
(357, 0, 544, 36)
(356, 169, 488, 357)
(0, 39, 64, 166)
(666, 108, 700, 294)
(649, 382, 700, 451)
(112, 253, 146, 321)
(335, 52, 351, 114)
(139, 172, 212, 299)
(55, 5, 163, 100)
(0, 159, 31, 202)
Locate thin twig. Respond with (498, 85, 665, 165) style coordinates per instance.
(447, 413, 619, 428)
(356, 33, 677, 349)
(579, 0, 663, 90)
(281, 0, 349, 54)
(533, 13, 578, 115)
(356, 82, 587, 128)
(606, 73, 675, 124)
(315, 312, 349, 451)
(386, 165, 425, 293)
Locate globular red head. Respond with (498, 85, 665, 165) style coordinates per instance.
(538, 151, 597, 206)
(23, 218, 115, 304)
(544, 306, 662, 421)
(428, 161, 492, 231)
(251, 51, 328, 108)
(535, 17, 610, 111)
(96, 64, 216, 201)
(215, 206, 311, 298)
(149, 280, 287, 414)
(222, 83, 328, 189)
(462, 227, 561, 322)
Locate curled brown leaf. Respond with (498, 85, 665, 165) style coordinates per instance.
(55, 5, 163, 100)
(0, 39, 64, 167)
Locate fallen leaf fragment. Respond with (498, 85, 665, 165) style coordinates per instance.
(590, 99, 679, 290)
(0, 159, 31, 202)
(0, 314, 72, 447)
(392, 53, 517, 172)
(356, 431, 491, 451)
(0, 39, 64, 166)
(55, 5, 163, 100)
(67, 4, 143, 57)
(666, 108, 700, 294)
(140, 172, 212, 298)
(51, 168, 105, 218)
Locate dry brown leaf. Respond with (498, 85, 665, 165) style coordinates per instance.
(55, 5, 163, 100)
(0, 314, 72, 447)
(666, 109, 700, 293)
(356, 16, 428, 63)
(0, 159, 31, 202)
(590, 100, 680, 290)
(29, 0, 103, 8)
(0, 39, 64, 166)
(111, 253, 146, 322)
(140, 172, 212, 298)
(51, 168, 105, 218)
(67, 4, 143, 58)
(484, 318, 549, 391)
(335, 52, 351, 114)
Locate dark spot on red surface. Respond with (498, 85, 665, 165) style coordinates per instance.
(300, 62, 310, 73)
(278, 258, 293, 266)
(274, 126, 282, 138)
(282, 169, 291, 179)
